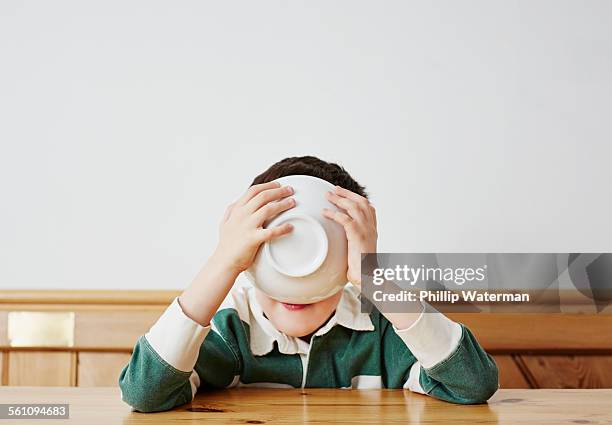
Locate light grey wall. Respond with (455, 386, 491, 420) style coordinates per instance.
(1, 1, 611, 289)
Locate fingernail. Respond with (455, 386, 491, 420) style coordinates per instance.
(285, 185, 294, 193)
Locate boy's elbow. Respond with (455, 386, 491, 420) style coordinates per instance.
(466, 379, 499, 404)
(460, 363, 499, 404)
(118, 369, 168, 413)
(119, 385, 169, 413)
(118, 370, 192, 413)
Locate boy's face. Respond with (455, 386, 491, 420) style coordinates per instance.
(255, 289, 343, 337)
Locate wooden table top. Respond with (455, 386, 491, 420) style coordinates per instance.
(0, 387, 610, 424)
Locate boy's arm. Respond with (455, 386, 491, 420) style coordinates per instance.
(119, 181, 296, 412)
(324, 186, 498, 403)
(180, 181, 295, 326)
(118, 248, 237, 412)
(386, 304, 499, 404)
(118, 298, 210, 412)
(119, 297, 242, 412)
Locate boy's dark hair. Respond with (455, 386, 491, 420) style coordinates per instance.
(251, 156, 367, 198)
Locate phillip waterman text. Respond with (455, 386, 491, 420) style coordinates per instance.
(372, 290, 531, 303)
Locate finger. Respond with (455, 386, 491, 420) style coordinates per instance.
(253, 196, 296, 224)
(222, 202, 235, 222)
(258, 222, 293, 242)
(322, 208, 353, 227)
(370, 204, 378, 229)
(334, 185, 369, 206)
(237, 181, 281, 206)
(325, 191, 365, 221)
(247, 185, 294, 213)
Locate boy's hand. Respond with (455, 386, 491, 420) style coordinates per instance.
(214, 181, 296, 274)
(323, 186, 377, 287)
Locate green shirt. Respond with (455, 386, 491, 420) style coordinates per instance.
(119, 281, 498, 412)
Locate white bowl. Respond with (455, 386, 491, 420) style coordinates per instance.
(245, 175, 348, 303)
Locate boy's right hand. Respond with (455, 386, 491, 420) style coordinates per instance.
(213, 181, 296, 275)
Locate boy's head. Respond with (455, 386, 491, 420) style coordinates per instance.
(252, 156, 367, 198)
(251, 156, 366, 337)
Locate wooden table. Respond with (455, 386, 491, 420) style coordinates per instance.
(0, 387, 610, 424)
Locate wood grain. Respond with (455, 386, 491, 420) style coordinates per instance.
(1, 289, 604, 308)
(519, 355, 612, 389)
(0, 290, 179, 305)
(492, 355, 531, 389)
(7, 351, 76, 386)
(0, 387, 610, 425)
(2, 308, 610, 352)
(0, 311, 7, 346)
(448, 313, 612, 351)
(74, 311, 160, 349)
(78, 352, 131, 387)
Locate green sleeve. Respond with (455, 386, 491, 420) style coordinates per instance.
(379, 316, 419, 388)
(417, 325, 499, 404)
(118, 336, 193, 413)
(118, 311, 242, 412)
(194, 324, 242, 390)
(380, 308, 498, 404)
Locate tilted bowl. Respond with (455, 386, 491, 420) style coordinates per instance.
(245, 175, 348, 303)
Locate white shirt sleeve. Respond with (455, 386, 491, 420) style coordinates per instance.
(144, 297, 211, 372)
(393, 303, 462, 369)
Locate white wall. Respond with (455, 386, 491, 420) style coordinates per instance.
(1, 1, 611, 290)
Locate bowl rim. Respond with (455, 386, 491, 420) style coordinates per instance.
(274, 174, 336, 189)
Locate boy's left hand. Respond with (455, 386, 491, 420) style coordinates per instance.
(323, 186, 377, 287)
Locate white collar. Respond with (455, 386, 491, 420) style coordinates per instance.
(247, 284, 375, 356)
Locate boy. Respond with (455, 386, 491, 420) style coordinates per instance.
(119, 156, 499, 412)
